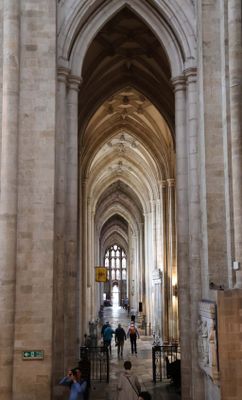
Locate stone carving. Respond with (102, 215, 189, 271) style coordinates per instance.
(118, 143, 125, 153)
(198, 301, 219, 384)
(197, 320, 209, 366)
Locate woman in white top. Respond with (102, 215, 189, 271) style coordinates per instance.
(116, 361, 141, 400)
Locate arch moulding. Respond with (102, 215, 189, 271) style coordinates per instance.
(58, 0, 196, 78)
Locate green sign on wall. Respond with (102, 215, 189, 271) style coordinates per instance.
(22, 350, 44, 360)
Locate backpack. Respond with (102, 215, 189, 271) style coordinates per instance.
(129, 324, 136, 335)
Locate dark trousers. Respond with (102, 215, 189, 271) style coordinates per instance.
(130, 335, 137, 354)
(104, 340, 112, 354)
(117, 340, 124, 356)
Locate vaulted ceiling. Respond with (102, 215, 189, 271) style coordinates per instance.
(78, 7, 175, 255)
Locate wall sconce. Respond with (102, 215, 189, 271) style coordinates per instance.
(173, 284, 178, 297)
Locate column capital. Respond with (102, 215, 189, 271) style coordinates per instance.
(167, 178, 175, 187)
(57, 66, 70, 82)
(161, 179, 167, 188)
(171, 75, 186, 92)
(68, 74, 82, 91)
(184, 67, 197, 84)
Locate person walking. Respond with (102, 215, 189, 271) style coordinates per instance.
(115, 323, 126, 358)
(103, 323, 114, 354)
(127, 321, 140, 355)
(116, 360, 141, 400)
(101, 321, 110, 337)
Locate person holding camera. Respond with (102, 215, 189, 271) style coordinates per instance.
(59, 368, 87, 400)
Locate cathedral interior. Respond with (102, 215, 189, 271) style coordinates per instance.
(0, 1, 242, 400)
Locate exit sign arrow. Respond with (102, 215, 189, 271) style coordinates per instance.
(22, 350, 44, 360)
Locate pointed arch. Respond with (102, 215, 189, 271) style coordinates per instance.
(58, 0, 196, 77)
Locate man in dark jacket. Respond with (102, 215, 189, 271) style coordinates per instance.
(115, 323, 126, 357)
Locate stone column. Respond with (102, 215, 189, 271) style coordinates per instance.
(156, 199, 162, 270)
(81, 179, 88, 337)
(152, 269, 163, 339)
(161, 180, 169, 342)
(86, 197, 93, 320)
(133, 233, 138, 310)
(151, 200, 157, 268)
(90, 209, 95, 319)
(185, 67, 204, 398)
(172, 76, 191, 398)
(0, 1, 19, 398)
(52, 67, 69, 391)
(138, 222, 144, 309)
(228, 0, 242, 287)
(65, 75, 81, 365)
(144, 212, 151, 324)
(167, 178, 177, 341)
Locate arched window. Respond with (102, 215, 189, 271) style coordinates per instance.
(104, 244, 127, 305)
(104, 244, 127, 282)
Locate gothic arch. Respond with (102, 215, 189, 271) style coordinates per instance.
(101, 233, 128, 260)
(58, 0, 196, 77)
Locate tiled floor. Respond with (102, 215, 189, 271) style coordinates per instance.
(89, 306, 181, 400)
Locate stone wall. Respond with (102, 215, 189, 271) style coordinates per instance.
(11, 2, 56, 399)
(198, 0, 231, 300)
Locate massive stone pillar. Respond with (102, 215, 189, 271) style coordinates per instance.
(0, 1, 19, 398)
(172, 76, 191, 398)
(228, 0, 242, 287)
(53, 69, 81, 392)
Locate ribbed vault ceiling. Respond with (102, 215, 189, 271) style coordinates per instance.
(79, 7, 175, 252)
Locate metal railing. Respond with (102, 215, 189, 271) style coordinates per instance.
(152, 344, 180, 384)
(79, 346, 109, 383)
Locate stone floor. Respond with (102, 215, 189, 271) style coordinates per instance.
(89, 306, 181, 400)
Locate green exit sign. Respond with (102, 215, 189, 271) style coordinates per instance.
(22, 350, 44, 360)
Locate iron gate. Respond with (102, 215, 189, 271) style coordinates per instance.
(79, 346, 109, 383)
(152, 344, 180, 384)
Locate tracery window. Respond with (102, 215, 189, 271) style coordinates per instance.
(104, 244, 127, 282)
